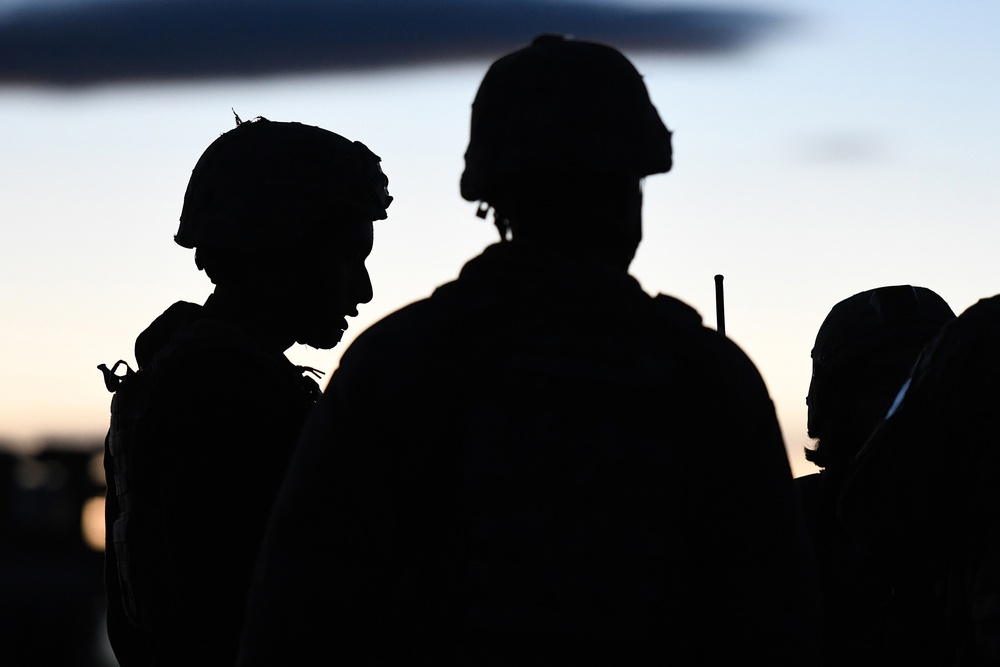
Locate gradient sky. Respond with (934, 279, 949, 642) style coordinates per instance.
(2, 0, 998, 477)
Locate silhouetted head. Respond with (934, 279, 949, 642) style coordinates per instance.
(176, 116, 391, 349)
(461, 34, 672, 269)
(806, 285, 954, 470)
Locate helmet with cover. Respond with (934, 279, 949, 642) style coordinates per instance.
(176, 117, 391, 253)
(460, 34, 672, 208)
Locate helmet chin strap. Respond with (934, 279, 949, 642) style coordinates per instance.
(473, 202, 513, 242)
(493, 210, 512, 242)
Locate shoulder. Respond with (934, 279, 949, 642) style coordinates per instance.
(156, 320, 294, 376)
(937, 294, 1000, 360)
(336, 270, 495, 379)
(651, 293, 770, 395)
(899, 293, 1000, 402)
(134, 300, 204, 367)
(958, 292, 1000, 320)
(338, 295, 446, 370)
(144, 321, 313, 420)
(651, 293, 704, 328)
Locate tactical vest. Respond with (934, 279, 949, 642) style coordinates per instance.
(99, 325, 321, 632)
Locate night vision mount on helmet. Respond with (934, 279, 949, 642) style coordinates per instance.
(176, 117, 391, 253)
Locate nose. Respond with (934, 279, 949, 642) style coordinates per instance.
(355, 265, 373, 306)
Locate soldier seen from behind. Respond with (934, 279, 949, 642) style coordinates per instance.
(99, 116, 390, 666)
(841, 292, 1000, 665)
(238, 35, 820, 665)
(798, 286, 954, 665)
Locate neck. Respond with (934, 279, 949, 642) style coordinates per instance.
(202, 287, 295, 355)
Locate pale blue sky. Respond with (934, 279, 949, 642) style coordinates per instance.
(1, 1, 998, 477)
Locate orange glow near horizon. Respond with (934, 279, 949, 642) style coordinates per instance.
(82, 495, 106, 552)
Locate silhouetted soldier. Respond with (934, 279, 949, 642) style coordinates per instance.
(842, 293, 1000, 665)
(99, 117, 390, 666)
(239, 35, 819, 665)
(798, 286, 954, 665)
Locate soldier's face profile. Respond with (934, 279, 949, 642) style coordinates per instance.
(294, 217, 374, 349)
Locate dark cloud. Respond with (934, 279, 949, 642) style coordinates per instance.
(0, 0, 790, 87)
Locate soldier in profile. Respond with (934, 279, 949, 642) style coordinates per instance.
(798, 285, 954, 665)
(239, 36, 819, 664)
(842, 292, 1000, 664)
(99, 116, 390, 666)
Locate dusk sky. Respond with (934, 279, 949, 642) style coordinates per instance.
(2, 0, 998, 477)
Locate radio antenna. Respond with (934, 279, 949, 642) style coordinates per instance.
(714, 274, 726, 336)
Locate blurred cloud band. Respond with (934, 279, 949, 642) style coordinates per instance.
(0, 0, 789, 87)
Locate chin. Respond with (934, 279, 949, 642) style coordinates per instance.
(298, 328, 346, 350)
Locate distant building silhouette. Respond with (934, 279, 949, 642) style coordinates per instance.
(0, 442, 110, 667)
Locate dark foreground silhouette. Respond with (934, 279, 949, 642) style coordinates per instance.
(100, 117, 390, 666)
(842, 294, 1000, 665)
(797, 286, 954, 665)
(239, 35, 821, 665)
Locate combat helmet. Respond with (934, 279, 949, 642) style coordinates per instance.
(176, 116, 391, 253)
(807, 285, 955, 441)
(460, 34, 673, 207)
